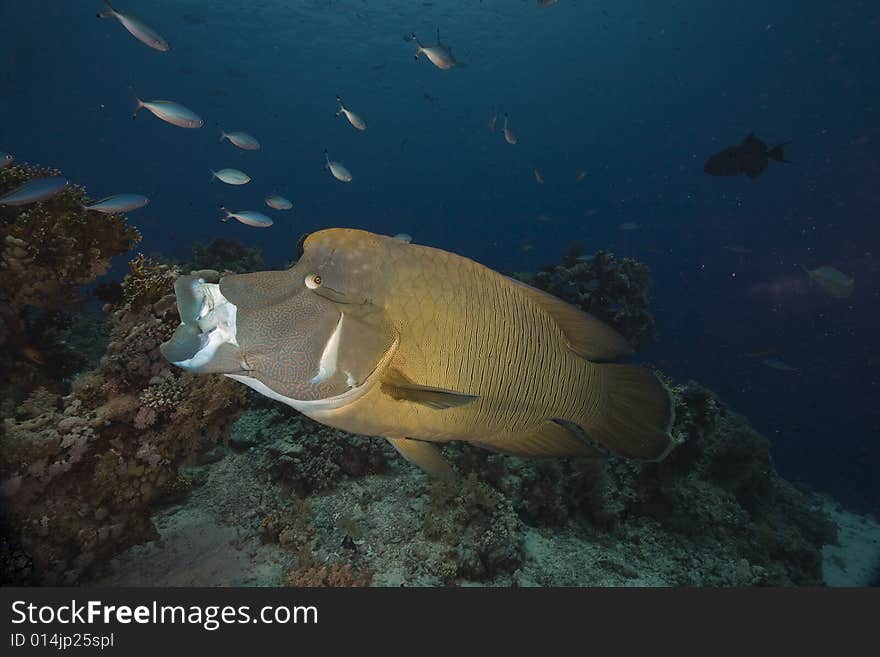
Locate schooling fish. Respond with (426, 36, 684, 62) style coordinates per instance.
(132, 91, 203, 129)
(803, 265, 854, 299)
(96, 1, 170, 52)
(503, 114, 518, 145)
(219, 206, 272, 228)
(335, 96, 367, 131)
(219, 129, 260, 151)
(575, 168, 587, 182)
(265, 195, 293, 211)
(0, 153, 13, 170)
(410, 30, 456, 70)
(534, 168, 544, 184)
(704, 133, 789, 179)
(161, 228, 677, 478)
(211, 168, 251, 185)
(489, 112, 498, 133)
(0, 176, 68, 206)
(83, 193, 149, 213)
(325, 149, 352, 182)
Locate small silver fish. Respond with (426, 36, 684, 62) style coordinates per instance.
(410, 31, 456, 70)
(83, 193, 149, 213)
(393, 233, 413, 243)
(211, 168, 251, 185)
(534, 168, 544, 184)
(336, 96, 367, 131)
(762, 358, 799, 372)
(325, 149, 352, 183)
(0, 176, 68, 206)
(619, 222, 642, 231)
(489, 113, 497, 132)
(132, 90, 203, 129)
(503, 114, 518, 145)
(97, 1, 170, 52)
(575, 168, 587, 182)
(0, 152, 13, 170)
(265, 195, 293, 211)
(219, 129, 260, 151)
(220, 206, 273, 228)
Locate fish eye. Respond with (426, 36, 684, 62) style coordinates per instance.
(305, 273, 322, 289)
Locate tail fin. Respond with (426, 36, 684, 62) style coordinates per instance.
(130, 85, 144, 120)
(577, 364, 677, 461)
(767, 141, 791, 163)
(210, 169, 217, 181)
(97, 0, 115, 18)
(218, 128, 227, 143)
(218, 205, 230, 222)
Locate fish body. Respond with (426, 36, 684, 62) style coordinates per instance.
(97, 0, 170, 52)
(265, 195, 293, 210)
(161, 228, 676, 477)
(325, 150, 352, 182)
(704, 133, 788, 179)
(411, 32, 456, 70)
(219, 129, 260, 150)
(0, 152, 13, 169)
(393, 233, 413, 243)
(336, 97, 367, 131)
(575, 168, 587, 182)
(489, 113, 497, 132)
(133, 93, 203, 128)
(220, 206, 272, 227)
(803, 265, 854, 299)
(619, 222, 641, 230)
(211, 168, 251, 185)
(534, 168, 544, 184)
(762, 358, 798, 372)
(83, 193, 149, 213)
(503, 114, 518, 144)
(0, 176, 68, 206)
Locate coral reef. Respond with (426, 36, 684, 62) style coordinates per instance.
(0, 255, 247, 585)
(184, 238, 263, 275)
(519, 249, 656, 349)
(0, 164, 140, 405)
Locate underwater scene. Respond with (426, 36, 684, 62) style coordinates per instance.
(1, 0, 878, 587)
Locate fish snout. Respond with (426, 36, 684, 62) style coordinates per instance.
(160, 275, 247, 374)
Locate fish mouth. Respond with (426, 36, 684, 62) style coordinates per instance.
(160, 275, 247, 373)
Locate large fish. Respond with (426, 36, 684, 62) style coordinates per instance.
(96, 1, 170, 52)
(0, 176, 69, 206)
(161, 228, 676, 477)
(704, 133, 789, 179)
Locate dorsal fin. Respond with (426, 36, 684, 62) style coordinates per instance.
(507, 277, 633, 361)
(381, 369, 478, 409)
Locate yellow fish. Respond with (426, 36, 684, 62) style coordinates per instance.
(803, 265, 854, 299)
(161, 229, 676, 477)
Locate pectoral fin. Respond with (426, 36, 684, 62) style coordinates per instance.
(381, 369, 478, 409)
(387, 437, 454, 479)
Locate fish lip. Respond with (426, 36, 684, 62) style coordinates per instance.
(163, 280, 240, 371)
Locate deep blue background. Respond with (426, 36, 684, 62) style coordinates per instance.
(1, 0, 877, 511)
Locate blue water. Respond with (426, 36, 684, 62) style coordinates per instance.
(1, 0, 877, 511)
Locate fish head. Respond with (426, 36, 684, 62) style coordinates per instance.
(161, 229, 399, 403)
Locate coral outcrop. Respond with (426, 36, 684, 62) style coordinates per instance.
(519, 249, 656, 349)
(184, 238, 263, 275)
(0, 255, 247, 585)
(0, 163, 141, 405)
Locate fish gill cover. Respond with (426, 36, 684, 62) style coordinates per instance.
(0, 1, 877, 587)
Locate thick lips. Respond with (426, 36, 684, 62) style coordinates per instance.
(160, 278, 242, 373)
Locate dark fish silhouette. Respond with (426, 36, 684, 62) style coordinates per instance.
(704, 133, 789, 179)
